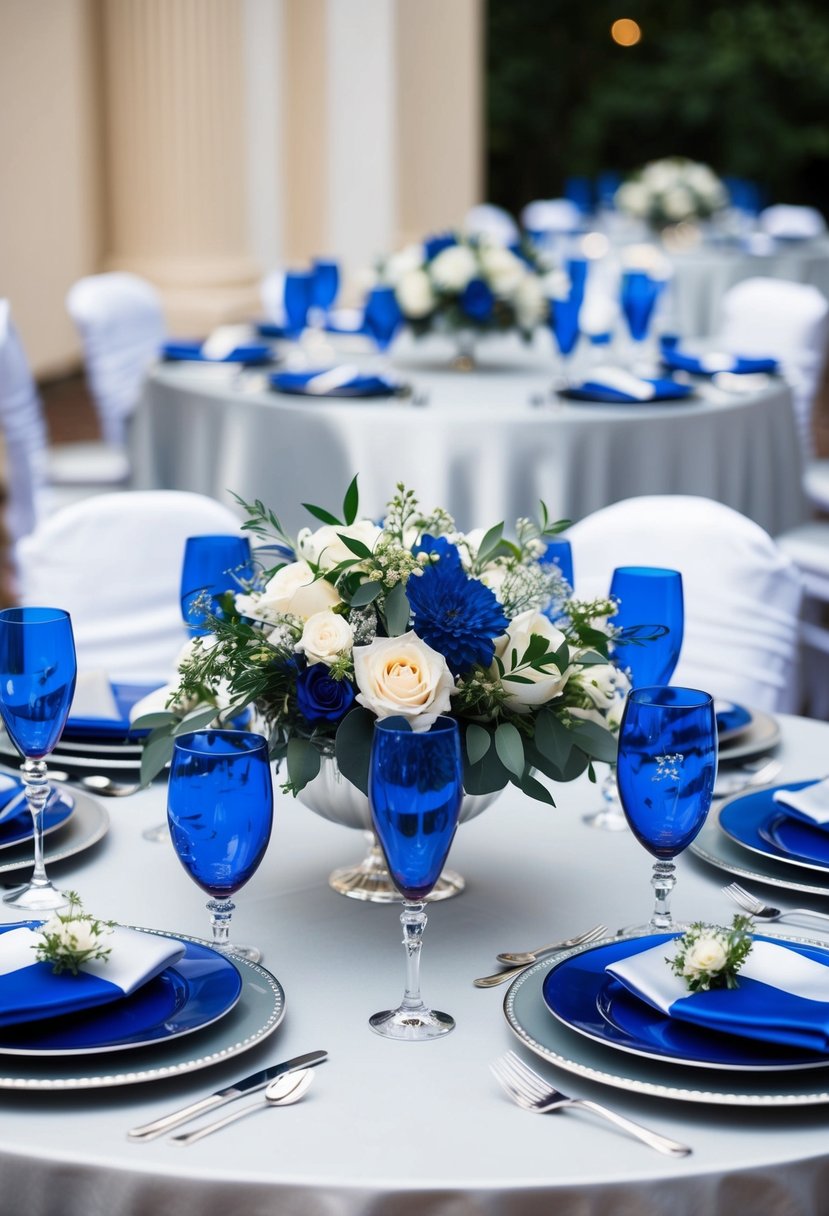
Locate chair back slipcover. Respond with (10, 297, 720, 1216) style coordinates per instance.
(66, 273, 166, 448)
(718, 277, 829, 462)
(16, 490, 243, 683)
(759, 205, 826, 241)
(567, 495, 802, 713)
(0, 299, 48, 541)
(462, 204, 520, 247)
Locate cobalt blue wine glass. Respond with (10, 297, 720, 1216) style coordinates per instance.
(363, 285, 403, 353)
(610, 567, 684, 688)
(0, 607, 76, 910)
(368, 715, 463, 1040)
(180, 535, 252, 637)
(310, 258, 339, 321)
(283, 270, 313, 336)
(616, 686, 717, 930)
(620, 270, 663, 366)
(167, 730, 273, 962)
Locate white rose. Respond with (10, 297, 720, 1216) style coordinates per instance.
(58, 919, 106, 954)
(296, 610, 353, 667)
(353, 631, 454, 731)
(429, 244, 478, 292)
(615, 181, 649, 218)
(682, 936, 728, 979)
(542, 268, 572, 302)
(384, 243, 425, 285)
(494, 610, 572, 711)
(297, 521, 382, 570)
(252, 560, 341, 621)
(396, 268, 435, 318)
(514, 273, 546, 328)
(478, 562, 510, 600)
(569, 663, 629, 729)
(662, 185, 695, 221)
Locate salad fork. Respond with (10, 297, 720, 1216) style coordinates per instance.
(723, 882, 829, 928)
(491, 1051, 691, 1157)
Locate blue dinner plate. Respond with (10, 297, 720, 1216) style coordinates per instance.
(62, 681, 165, 743)
(269, 369, 398, 398)
(255, 321, 289, 339)
(718, 781, 829, 873)
(716, 701, 753, 742)
(542, 933, 829, 1071)
(0, 786, 75, 851)
(0, 926, 242, 1056)
(661, 348, 779, 376)
(559, 377, 694, 404)
(162, 340, 273, 364)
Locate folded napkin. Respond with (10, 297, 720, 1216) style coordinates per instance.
(0, 924, 186, 1028)
(773, 779, 829, 829)
(608, 937, 829, 1052)
(270, 367, 399, 398)
(200, 324, 257, 360)
(576, 367, 656, 400)
(661, 346, 778, 376)
(68, 670, 122, 723)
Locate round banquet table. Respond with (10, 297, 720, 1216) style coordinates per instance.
(3, 713, 829, 1216)
(131, 332, 806, 538)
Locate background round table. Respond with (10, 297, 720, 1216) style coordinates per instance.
(131, 334, 806, 538)
(2, 714, 829, 1215)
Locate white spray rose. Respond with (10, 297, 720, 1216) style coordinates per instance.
(297, 521, 382, 570)
(353, 631, 454, 731)
(296, 610, 353, 667)
(396, 269, 435, 319)
(494, 610, 572, 711)
(429, 244, 478, 292)
(682, 936, 728, 980)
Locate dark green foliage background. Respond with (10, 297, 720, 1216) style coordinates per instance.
(487, 0, 829, 217)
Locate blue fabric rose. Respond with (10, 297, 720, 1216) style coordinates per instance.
(296, 664, 355, 724)
(460, 278, 495, 322)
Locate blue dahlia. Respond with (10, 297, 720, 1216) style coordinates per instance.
(412, 534, 463, 567)
(460, 277, 495, 323)
(424, 232, 457, 260)
(407, 557, 509, 675)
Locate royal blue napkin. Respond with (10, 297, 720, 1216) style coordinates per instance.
(270, 367, 399, 398)
(772, 779, 829, 831)
(563, 367, 693, 403)
(0, 922, 186, 1028)
(161, 340, 272, 364)
(661, 346, 778, 376)
(0, 774, 25, 824)
(607, 936, 829, 1052)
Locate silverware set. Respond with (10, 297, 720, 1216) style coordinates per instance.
(473, 925, 606, 987)
(723, 881, 829, 929)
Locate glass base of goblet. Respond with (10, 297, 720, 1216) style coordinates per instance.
(582, 805, 629, 832)
(214, 941, 262, 964)
(329, 839, 464, 903)
(142, 822, 169, 843)
(2, 878, 69, 912)
(369, 1005, 455, 1040)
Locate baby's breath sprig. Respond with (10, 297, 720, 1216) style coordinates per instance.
(669, 914, 754, 994)
(33, 893, 114, 976)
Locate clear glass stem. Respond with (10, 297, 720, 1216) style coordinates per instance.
(23, 758, 51, 891)
(207, 897, 235, 948)
(650, 860, 677, 930)
(399, 900, 428, 1015)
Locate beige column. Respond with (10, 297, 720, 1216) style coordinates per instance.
(100, 0, 261, 331)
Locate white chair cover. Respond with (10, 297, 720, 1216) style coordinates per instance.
(16, 490, 244, 684)
(520, 199, 583, 236)
(0, 300, 49, 541)
(759, 205, 826, 241)
(777, 521, 829, 719)
(718, 277, 829, 463)
(462, 204, 520, 246)
(260, 270, 287, 325)
(567, 495, 802, 713)
(66, 273, 166, 448)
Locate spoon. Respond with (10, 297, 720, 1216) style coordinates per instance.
(171, 1069, 314, 1144)
(495, 924, 608, 967)
(79, 775, 143, 797)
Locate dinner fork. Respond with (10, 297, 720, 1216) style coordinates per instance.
(473, 925, 607, 988)
(491, 1051, 691, 1157)
(723, 882, 829, 928)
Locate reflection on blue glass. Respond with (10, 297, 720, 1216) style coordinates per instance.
(180, 535, 252, 636)
(369, 717, 463, 901)
(542, 539, 574, 589)
(311, 259, 339, 313)
(620, 271, 663, 343)
(168, 731, 273, 898)
(610, 567, 683, 688)
(284, 270, 313, 333)
(617, 686, 717, 859)
(363, 286, 403, 351)
(0, 608, 77, 759)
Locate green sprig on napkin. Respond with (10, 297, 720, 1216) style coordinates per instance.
(668, 915, 754, 994)
(33, 892, 114, 976)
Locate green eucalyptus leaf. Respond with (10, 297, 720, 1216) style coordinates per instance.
(475, 522, 504, 564)
(337, 534, 373, 560)
(349, 580, 383, 607)
(286, 738, 322, 792)
(514, 769, 556, 806)
(568, 719, 618, 764)
(383, 581, 411, 637)
(342, 474, 360, 525)
(301, 502, 342, 527)
(462, 742, 510, 795)
(534, 710, 573, 769)
(173, 705, 220, 735)
(465, 722, 492, 766)
(130, 711, 179, 730)
(140, 728, 176, 787)
(494, 721, 525, 778)
(334, 707, 375, 795)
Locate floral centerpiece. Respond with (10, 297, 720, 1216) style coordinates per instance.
(615, 157, 729, 230)
(138, 479, 628, 808)
(376, 232, 561, 344)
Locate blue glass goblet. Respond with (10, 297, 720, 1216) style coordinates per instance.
(363, 285, 403, 353)
(616, 686, 717, 930)
(167, 730, 273, 962)
(180, 534, 252, 637)
(311, 258, 340, 320)
(368, 715, 463, 1040)
(620, 271, 663, 367)
(0, 607, 77, 910)
(283, 270, 313, 336)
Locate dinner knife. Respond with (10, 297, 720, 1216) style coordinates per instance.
(127, 1049, 328, 1141)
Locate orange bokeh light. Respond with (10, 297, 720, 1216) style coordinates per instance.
(611, 18, 642, 46)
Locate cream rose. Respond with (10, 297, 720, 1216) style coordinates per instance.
(682, 936, 728, 979)
(353, 631, 454, 731)
(244, 560, 341, 622)
(296, 610, 353, 667)
(429, 244, 477, 292)
(495, 610, 572, 711)
(297, 521, 382, 571)
(479, 245, 525, 297)
(396, 268, 435, 319)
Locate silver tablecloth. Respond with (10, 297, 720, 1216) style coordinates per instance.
(132, 341, 806, 538)
(2, 714, 829, 1215)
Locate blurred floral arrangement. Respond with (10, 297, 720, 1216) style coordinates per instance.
(374, 233, 565, 338)
(615, 157, 729, 229)
(137, 480, 628, 806)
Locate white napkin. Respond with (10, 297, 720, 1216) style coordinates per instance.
(585, 366, 656, 401)
(200, 324, 254, 360)
(0, 924, 184, 992)
(69, 671, 121, 721)
(0, 774, 26, 825)
(772, 779, 829, 827)
(305, 365, 361, 395)
(697, 352, 736, 373)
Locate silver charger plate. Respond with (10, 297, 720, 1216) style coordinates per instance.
(0, 787, 76, 854)
(689, 814, 829, 900)
(0, 929, 285, 1090)
(0, 788, 109, 874)
(718, 709, 781, 764)
(504, 942, 829, 1107)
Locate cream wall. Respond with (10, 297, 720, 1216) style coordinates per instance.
(0, 0, 102, 377)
